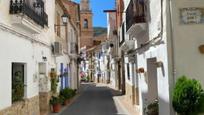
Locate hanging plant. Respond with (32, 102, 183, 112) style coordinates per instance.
(50, 69, 58, 94)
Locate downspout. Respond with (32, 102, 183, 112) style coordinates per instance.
(168, 0, 176, 114)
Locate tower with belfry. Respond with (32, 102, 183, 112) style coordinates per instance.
(80, 0, 94, 48)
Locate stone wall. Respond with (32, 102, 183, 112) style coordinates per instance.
(125, 83, 135, 105)
(0, 96, 40, 115)
(39, 92, 51, 115)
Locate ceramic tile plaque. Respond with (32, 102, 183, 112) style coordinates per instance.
(180, 8, 204, 24)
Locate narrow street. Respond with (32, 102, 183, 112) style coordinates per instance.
(60, 83, 128, 115)
(1, 0, 204, 114)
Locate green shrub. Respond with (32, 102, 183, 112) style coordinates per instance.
(50, 96, 63, 105)
(70, 89, 77, 97)
(60, 88, 72, 99)
(172, 76, 204, 115)
(60, 88, 77, 99)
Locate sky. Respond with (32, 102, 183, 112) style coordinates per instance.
(73, 0, 115, 28)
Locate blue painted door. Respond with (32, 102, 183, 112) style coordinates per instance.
(60, 63, 64, 90)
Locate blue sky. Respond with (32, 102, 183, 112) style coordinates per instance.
(73, 0, 115, 27)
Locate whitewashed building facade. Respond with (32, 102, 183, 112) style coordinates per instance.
(0, 0, 80, 114)
(0, 0, 55, 114)
(119, 0, 204, 114)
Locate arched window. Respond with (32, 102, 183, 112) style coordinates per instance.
(83, 19, 88, 28)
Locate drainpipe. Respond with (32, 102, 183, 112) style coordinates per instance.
(168, 0, 176, 114)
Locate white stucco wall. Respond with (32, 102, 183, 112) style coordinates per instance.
(0, 31, 33, 109)
(0, 30, 55, 109)
(170, 0, 204, 85)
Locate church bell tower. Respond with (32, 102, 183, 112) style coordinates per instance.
(80, 0, 93, 48)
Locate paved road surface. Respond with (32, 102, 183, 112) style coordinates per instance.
(60, 83, 128, 115)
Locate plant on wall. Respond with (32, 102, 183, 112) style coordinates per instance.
(172, 76, 204, 115)
(51, 78, 58, 94)
(12, 71, 24, 102)
(50, 69, 58, 95)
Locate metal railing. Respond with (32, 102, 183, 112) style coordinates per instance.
(10, 0, 48, 27)
(126, 0, 146, 31)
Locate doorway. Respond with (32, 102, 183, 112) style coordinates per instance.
(12, 63, 25, 103)
(147, 58, 158, 103)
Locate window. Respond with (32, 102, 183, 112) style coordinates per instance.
(83, 19, 88, 28)
(119, 22, 125, 46)
(127, 63, 130, 80)
(56, 12, 61, 37)
(12, 63, 25, 103)
(39, 63, 46, 74)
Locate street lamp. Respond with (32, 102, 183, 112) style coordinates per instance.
(61, 13, 69, 25)
(54, 12, 69, 27)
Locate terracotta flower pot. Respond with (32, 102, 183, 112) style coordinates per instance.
(64, 99, 70, 105)
(52, 103, 61, 113)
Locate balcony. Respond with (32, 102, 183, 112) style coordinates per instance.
(121, 40, 135, 52)
(9, 0, 48, 33)
(126, 0, 146, 34)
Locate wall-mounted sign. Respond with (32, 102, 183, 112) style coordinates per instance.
(180, 8, 204, 24)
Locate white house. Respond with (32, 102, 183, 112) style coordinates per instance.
(0, 0, 55, 114)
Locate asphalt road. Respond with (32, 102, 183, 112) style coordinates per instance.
(60, 83, 128, 115)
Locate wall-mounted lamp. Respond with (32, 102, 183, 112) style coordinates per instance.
(42, 56, 47, 61)
(155, 61, 163, 68)
(54, 12, 69, 27)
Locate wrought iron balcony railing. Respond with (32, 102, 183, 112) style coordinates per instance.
(9, 0, 48, 27)
(126, 0, 146, 31)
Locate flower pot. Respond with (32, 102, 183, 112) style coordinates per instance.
(52, 103, 61, 113)
(64, 99, 70, 105)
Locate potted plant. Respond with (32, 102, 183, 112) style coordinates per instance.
(60, 88, 72, 105)
(50, 96, 63, 113)
(145, 99, 159, 115)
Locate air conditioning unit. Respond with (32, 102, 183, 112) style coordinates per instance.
(121, 40, 135, 52)
(102, 42, 109, 52)
(54, 42, 62, 55)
